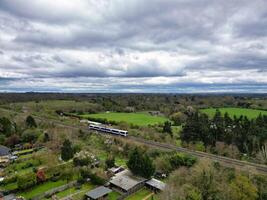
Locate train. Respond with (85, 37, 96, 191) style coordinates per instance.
(89, 124, 128, 137)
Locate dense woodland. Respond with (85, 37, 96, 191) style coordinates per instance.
(181, 110, 267, 163)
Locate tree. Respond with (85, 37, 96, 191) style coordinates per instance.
(105, 155, 115, 169)
(4, 134, 20, 147)
(127, 148, 155, 178)
(26, 115, 37, 128)
(22, 130, 38, 143)
(43, 132, 50, 142)
(61, 139, 74, 161)
(36, 169, 46, 183)
(163, 121, 172, 136)
(0, 117, 13, 136)
(170, 112, 187, 126)
(229, 175, 258, 200)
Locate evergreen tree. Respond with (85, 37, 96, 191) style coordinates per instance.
(163, 121, 172, 136)
(0, 117, 13, 136)
(61, 139, 74, 161)
(26, 115, 37, 128)
(105, 155, 115, 168)
(127, 148, 155, 178)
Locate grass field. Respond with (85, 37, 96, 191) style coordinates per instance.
(201, 108, 267, 119)
(80, 112, 168, 126)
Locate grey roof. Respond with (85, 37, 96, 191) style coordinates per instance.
(0, 145, 11, 157)
(3, 194, 16, 200)
(85, 186, 112, 199)
(146, 178, 166, 191)
(109, 166, 124, 174)
(109, 169, 146, 191)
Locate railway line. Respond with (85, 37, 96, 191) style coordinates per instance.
(1, 108, 267, 174)
(33, 115, 267, 174)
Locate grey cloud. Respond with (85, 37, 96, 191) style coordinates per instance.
(0, 0, 267, 92)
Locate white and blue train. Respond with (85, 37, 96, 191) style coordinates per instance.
(89, 124, 128, 137)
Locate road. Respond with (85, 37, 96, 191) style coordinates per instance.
(32, 115, 267, 174)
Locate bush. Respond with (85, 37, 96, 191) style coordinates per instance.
(79, 168, 105, 185)
(169, 153, 197, 169)
(26, 115, 37, 128)
(105, 156, 115, 169)
(1, 175, 17, 185)
(21, 130, 39, 143)
(17, 172, 37, 190)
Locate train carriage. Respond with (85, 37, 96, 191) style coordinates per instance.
(89, 124, 128, 137)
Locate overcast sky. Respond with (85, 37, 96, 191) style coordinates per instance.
(0, 0, 267, 93)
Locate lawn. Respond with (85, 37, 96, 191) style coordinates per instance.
(18, 180, 67, 199)
(97, 151, 127, 167)
(108, 191, 121, 200)
(80, 112, 168, 126)
(49, 183, 95, 199)
(0, 182, 17, 191)
(125, 188, 152, 200)
(14, 149, 34, 156)
(200, 108, 267, 119)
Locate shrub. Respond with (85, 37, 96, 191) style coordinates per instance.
(17, 172, 37, 190)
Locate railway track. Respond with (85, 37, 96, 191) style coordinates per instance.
(33, 115, 267, 174)
(1, 108, 267, 174)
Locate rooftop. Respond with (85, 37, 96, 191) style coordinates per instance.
(109, 169, 146, 191)
(146, 178, 166, 191)
(3, 194, 16, 200)
(85, 186, 112, 199)
(0, 145, 11, 157)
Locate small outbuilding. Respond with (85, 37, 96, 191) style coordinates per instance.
(1, 194, 17, 200)
(109, 169, 146, 193)
(0, 145, 11, 165)
(85, 186, 112, 200)
(108, 166, 124, 176)
(146, 178, 166, 192)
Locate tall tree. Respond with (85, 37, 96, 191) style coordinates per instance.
(127, 148, 155, 178)
(26, 115, 37, 128)
(0, 117, 13, 136)
(163, 121, 172, 136)
(61, 139, 74, 161)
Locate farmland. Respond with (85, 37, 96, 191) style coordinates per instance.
(80, 112, 169, 126)
(200, 107, 267, 119)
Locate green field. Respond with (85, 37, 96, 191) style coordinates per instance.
(201, 108, 267, 119)
(80, 112, 168, 126)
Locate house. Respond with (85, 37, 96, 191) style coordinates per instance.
(109, 169, 146, 193)
(85, 186, 112, 200)
(146, 178, 166, 193)
(0, 145, 11, 165)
